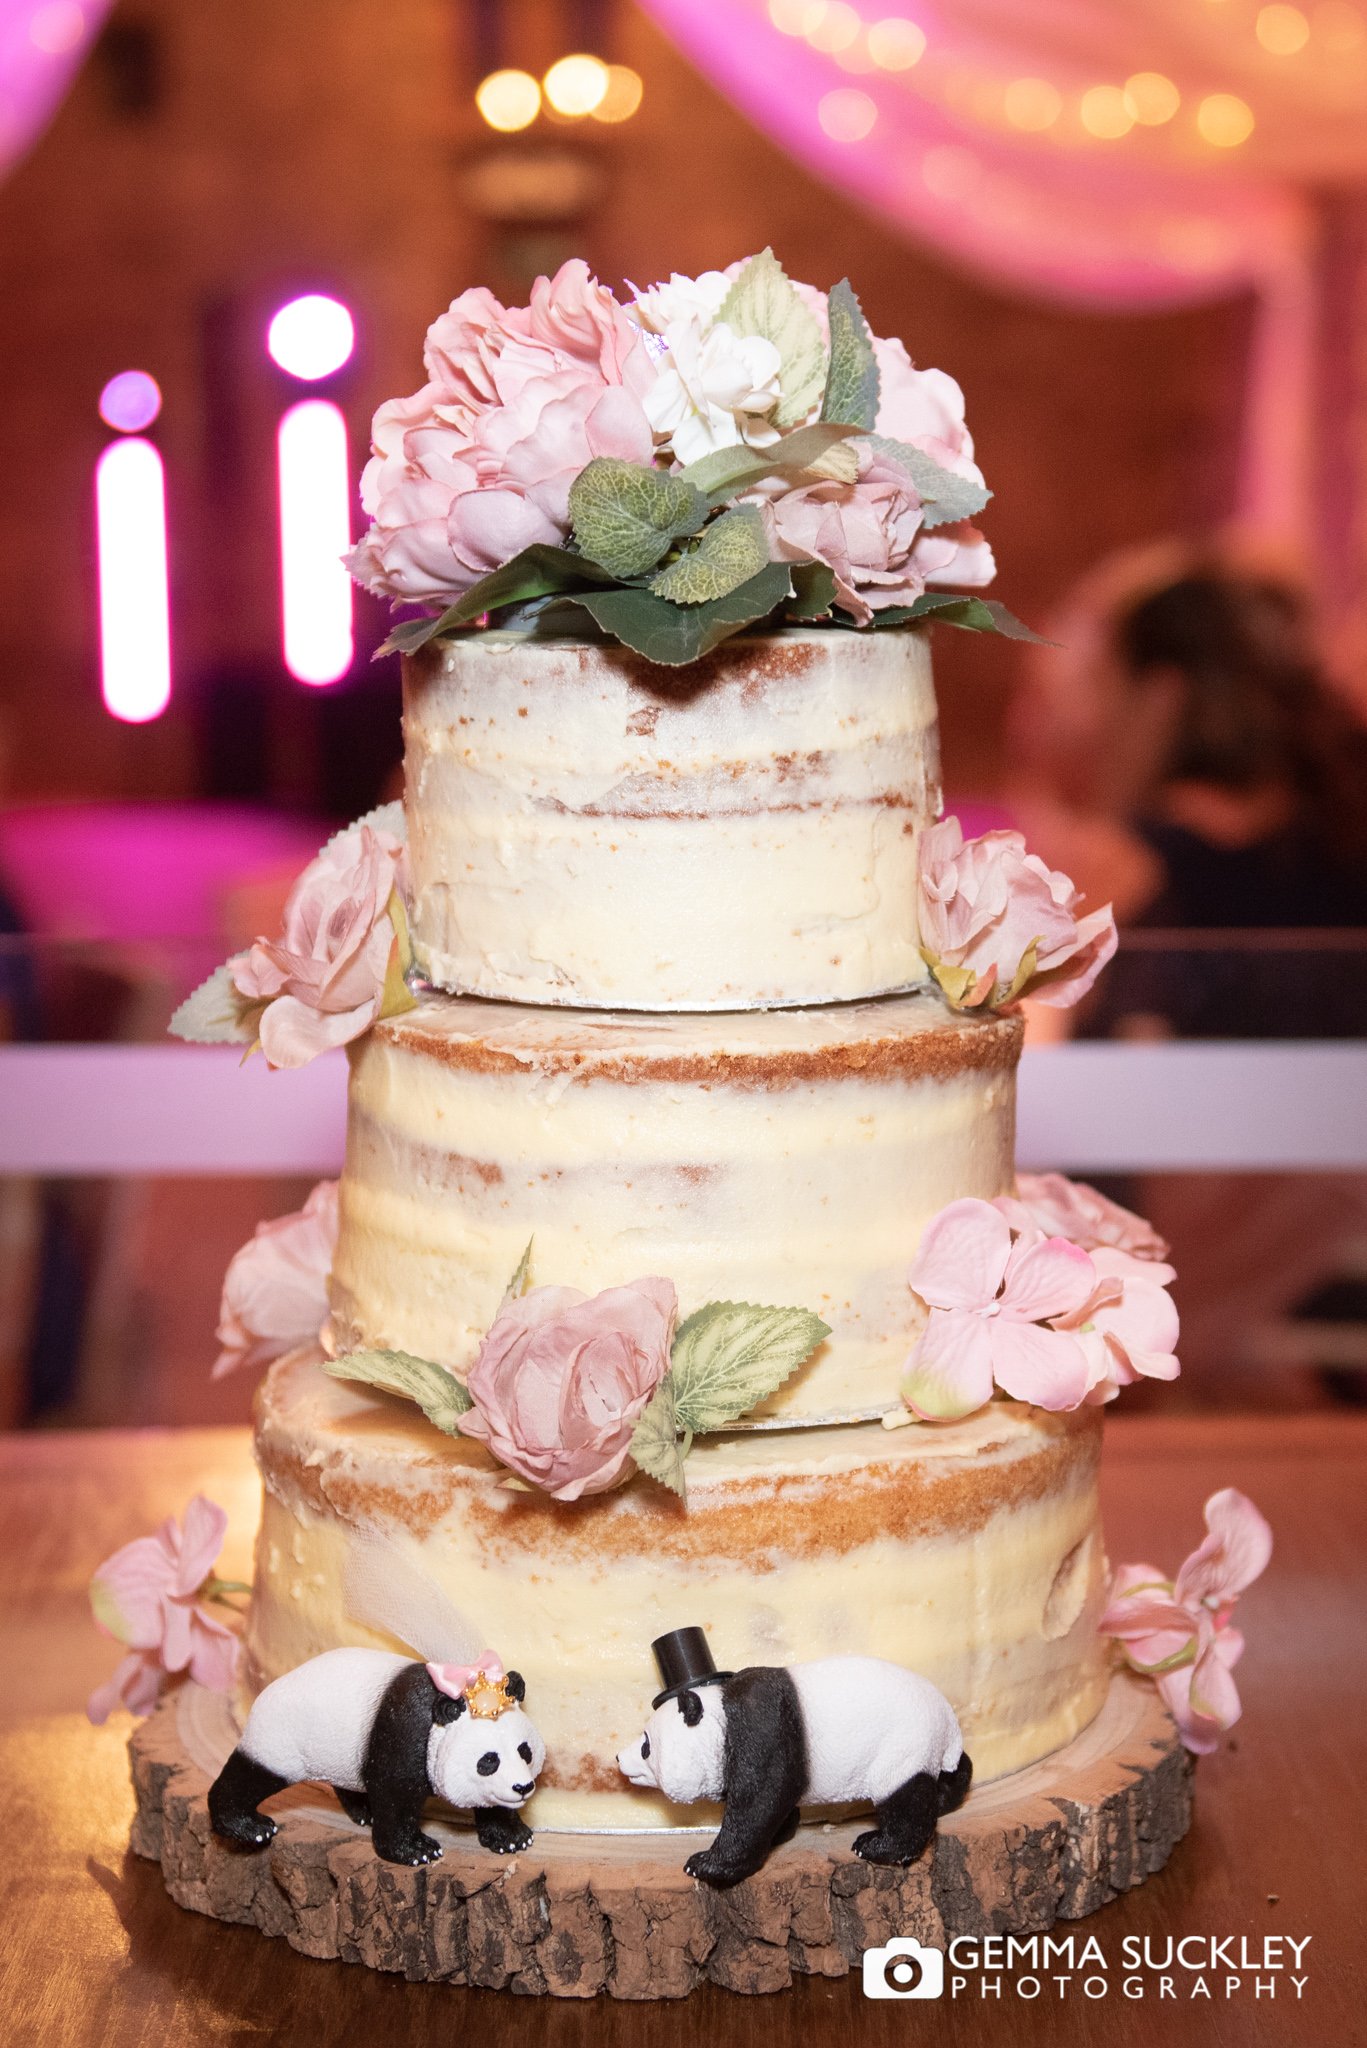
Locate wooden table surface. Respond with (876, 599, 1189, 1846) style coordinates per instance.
(1, 1414, 1362, 2048)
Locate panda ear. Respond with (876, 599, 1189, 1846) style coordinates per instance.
(677, 1689, 704, 1729)
(504, 1670, 526, 1703)
(432, 1693, 466, 1726)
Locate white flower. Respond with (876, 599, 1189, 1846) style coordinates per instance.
(645, 317, 783, 466)
(629, 270, 733, 336)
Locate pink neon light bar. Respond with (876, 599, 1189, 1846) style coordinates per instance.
(277, 398, 353, 685)
(96, 436, 172, 723)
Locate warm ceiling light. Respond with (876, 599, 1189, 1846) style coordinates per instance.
(1197, 91, 1255, 144)
(1124, 71, 1180, 124)
(769, 0, 827, 33)
(818, 87, 878, 140)
(808, 1, 862, 52)
(591, 63, 644, 122)
(543, 53, 610, 117)
(1079, 84, 1135, 137)
(1003, 77, 1062, 131)
(1257, 3, 1311, 50)
(867, 16, 927, 69)
(475, 68, 541, 132)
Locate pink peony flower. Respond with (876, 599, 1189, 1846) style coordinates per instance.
(996, 1173, 1169, 1262)
(761, 443, 929, 624)
(901, 1198, 1096, 1419)
(347, 265, 655, 606)
(87, 1495, 240, 1723)
(459, 1278, 678, 1501)
(214, 1180, 338, 1379)
(918, 815, 1118, 1012)
(231, 821, 409, 1069)
(1100, 1489, 1272, 1752)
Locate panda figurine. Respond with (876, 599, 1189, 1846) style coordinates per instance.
(617, 1627, 972, 1887)
(209, 1647, 544, 1866)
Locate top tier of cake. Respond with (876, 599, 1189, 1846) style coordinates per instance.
(403, 624, 939, 1013)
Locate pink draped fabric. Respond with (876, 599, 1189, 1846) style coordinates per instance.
(0, 2, 113, 181)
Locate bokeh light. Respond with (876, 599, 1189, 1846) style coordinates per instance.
(808, 2, 862, 53)
(277, 400, 353, 686)
(1257, 3, 1311, 51)
(591, 65, 644, 123)
(543, 54, 610, 117)
(768, 0, 827, 32)
(818, 87, 878, 141)
(867, 17, 927, 69)
(1003, 77, 1063, 131)
(475, 68, 541, 132)
(1197, 92, 1256, 144)
(98, 370, 162, 434)
(1079, 85, 1135, 138)
(266, 295, 355, 382)
(1312, 2, 1367, 54)
(96, 438, 171, 724)
(1124, 72, 1181, 124)
(29, 1, 86, 54)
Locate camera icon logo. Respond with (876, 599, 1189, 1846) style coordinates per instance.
(862, 1938, 946, 1999)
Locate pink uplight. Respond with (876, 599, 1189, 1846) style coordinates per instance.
(277, 398, 353, 685)
(267, 295, 355, 382)
(98, 369, 161, 433)
(96, 437, 171, 724)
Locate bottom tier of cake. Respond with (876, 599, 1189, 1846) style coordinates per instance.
(245, 1352, 1112, 1829)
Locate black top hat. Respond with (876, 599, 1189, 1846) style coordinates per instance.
(651, 1625, 732, 1708)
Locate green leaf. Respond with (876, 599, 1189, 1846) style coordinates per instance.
(864, 593, 1046, 642)
(322, 1348, 473, 1434)
(502, 1238, 534, 1306)
(669, 1301, 832, 1435)
(719, 248, 827, 429)
(169, 963, 260, 1046)
(375, 546, 617, 657)
(562, 561, 793, 666)
(569, 459, 708, 578)
(785, 562, 838, 622)
(649, 508, 769, 605)
(820, 279, 880, 430)
(867, 437, 990, 529)
(630, 1375, 689, 1499)
(680, 421, 862, 502)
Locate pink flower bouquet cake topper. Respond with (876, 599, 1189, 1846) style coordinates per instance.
(348, 250, 1038, 668)
(1101, 1489, 1273, 1753)
(170, 805, 415, 1069)
(214, 1180, 338, 1379)
(87, 1494, 245, 1723)
(917, 816, 1118, 1014)
(900, 1185, 1178, 1421)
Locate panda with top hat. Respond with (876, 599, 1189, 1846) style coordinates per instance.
(618, 1627, 972, 1886)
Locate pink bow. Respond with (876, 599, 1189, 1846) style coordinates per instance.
(426, 1651, 504, 1699)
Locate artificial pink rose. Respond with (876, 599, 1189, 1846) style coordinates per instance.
(996, 1173, 1170, 1262)
(459, 1278, 678, 1501)
(761, 444, 928, 624)
(231, 822, 408, 1069)
(1100, 1489, 1272, 1752)
(914, 521, 996, 591)
(902, 1198, 1096, 1419)
(214, 1180, 338, 1379)
(918, 815, 1118, 1012)
(348, 264, 655, 607)
(87, 1495, 241, 1723)
(873, 337, 980, 475)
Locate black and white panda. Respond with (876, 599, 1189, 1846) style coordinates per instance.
(208, 1647, 545, 1866)
(617, 1631, 972, 1887)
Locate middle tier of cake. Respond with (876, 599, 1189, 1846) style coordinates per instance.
(328, 990, 1022, 1424)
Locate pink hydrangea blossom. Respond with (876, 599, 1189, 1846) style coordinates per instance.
(918, 815, 1117, 1012)
(902, 1197, 1180, 1419)
(996, 1173, 1169, 1262)
(347, 263, 655, 605)
(87, 1495, 240, 1723)
(231, 821, 410, 1069)
(460, 1278, 677, 1501)
(1100, 1489, 1272, 1752)
(214, 1180, 338, 1379)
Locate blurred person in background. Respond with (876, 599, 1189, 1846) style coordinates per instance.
(1010, 544, 1367, 1406)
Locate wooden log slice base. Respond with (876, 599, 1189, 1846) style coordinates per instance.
(127, 1672, 1192, 2000)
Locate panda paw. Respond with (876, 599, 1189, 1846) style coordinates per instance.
(475, 1812, 533, 1854)
(853, 1828, 927, 1867)
(684, 1848, 760, 1888)
(374, 1828, 443, 1867)
(215, 1813, 277, 1851)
